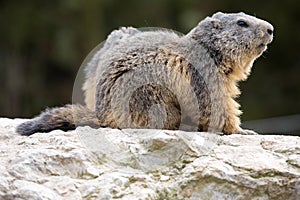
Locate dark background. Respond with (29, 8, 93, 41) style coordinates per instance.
(1, 0, 299, 135)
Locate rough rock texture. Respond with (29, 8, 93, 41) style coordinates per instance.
(0, 118, 300, 200)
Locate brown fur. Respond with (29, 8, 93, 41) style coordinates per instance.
(16, 12, 273, 135)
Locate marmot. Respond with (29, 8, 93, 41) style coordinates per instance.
(16, 12, 274, 136)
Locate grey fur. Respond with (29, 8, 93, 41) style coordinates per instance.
(16, 12, 273, 135)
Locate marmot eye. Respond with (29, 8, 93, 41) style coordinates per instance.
(237, 20, 249, 28)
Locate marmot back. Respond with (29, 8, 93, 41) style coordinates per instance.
(16, 12, 274, 136)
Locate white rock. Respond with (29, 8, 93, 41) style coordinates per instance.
(12, 180, 62, 200)
(0, 118, 299, 199)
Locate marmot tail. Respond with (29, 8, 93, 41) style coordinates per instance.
(16, 105, 100, 136)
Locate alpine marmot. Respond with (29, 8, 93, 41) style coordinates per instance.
(16, 12, 274, 135)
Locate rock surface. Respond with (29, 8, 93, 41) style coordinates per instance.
(0, 118, 300, 200)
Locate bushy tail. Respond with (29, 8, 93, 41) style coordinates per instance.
(16, 104, 100, 136)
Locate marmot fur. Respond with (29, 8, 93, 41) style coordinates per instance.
(16, 12, 274, 136)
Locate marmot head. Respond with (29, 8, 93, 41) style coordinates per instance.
(188, 12, 274, 80)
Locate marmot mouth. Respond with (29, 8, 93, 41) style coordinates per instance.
(257, 43, 268, 52)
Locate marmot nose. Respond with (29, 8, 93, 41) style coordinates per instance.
(267, 29, 273, 35)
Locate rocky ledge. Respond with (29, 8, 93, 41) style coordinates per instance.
(0, 118, 299, 200)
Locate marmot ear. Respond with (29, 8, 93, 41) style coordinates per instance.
(210, 18, 222, 29)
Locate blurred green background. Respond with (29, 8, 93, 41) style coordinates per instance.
(0, 0, 299, 134)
